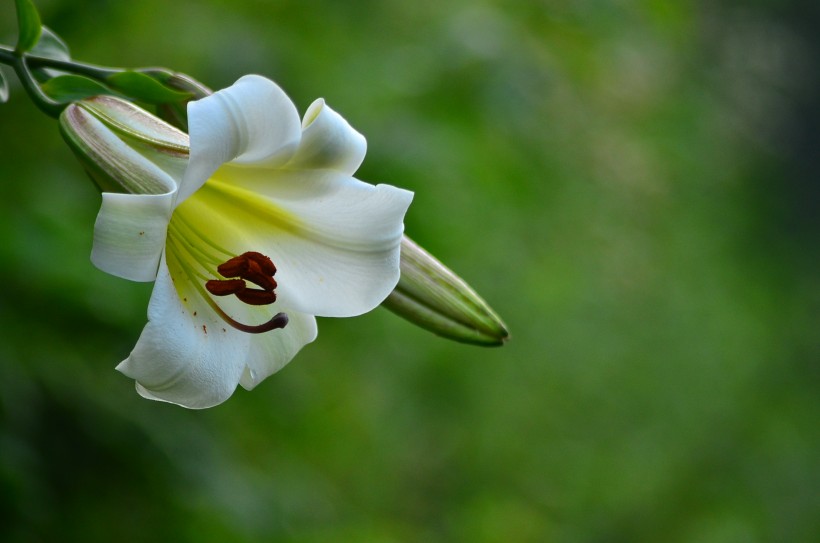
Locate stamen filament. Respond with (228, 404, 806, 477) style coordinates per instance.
(171, 210, 233, 257)
(167, 221, 223, 273)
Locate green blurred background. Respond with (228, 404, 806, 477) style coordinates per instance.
(1, 0, 818, 541)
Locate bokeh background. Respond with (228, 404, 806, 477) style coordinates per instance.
(1, 0, 818, 541)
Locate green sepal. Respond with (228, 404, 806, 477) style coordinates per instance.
(14, 0, 43, 53)
(106, 71, 193, 105)
(382, 236, 510, 346)
(41, 74, 118, 103)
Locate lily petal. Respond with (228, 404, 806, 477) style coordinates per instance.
(91, 192, 175, 281)
(116, 253, 252, 409)
(239, 310, 318, 390)
(179, 74, 303, 204)
(287, 99, 367, 175)
(190, 168, 412, 317)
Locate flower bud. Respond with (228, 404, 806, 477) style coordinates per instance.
(59, 95, 189, 195)
(382, 236, 509, 346)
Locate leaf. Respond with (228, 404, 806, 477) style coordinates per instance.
(106, 71, 193, 105)
(32, 26, 71, 61)
(140, 68, 212, 99)
(30, 27, 72, 80)
(0, 69, 9, 104)
(14, 0, 43, 53)
(40, 74, 117, 104)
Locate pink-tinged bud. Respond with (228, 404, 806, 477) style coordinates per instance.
(59, 95, 189, 195)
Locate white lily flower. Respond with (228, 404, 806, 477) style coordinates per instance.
(64, 75, 413, 408)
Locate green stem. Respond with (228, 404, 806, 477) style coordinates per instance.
(0, 46, 16, 66)
(0, 43, 127, 118)
(27, 53, 121, 79)
(0, 44, 121, 79)
(14, 55, 62, 117)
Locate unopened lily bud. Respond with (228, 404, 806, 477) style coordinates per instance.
(383, 236, 509, 346)
(59, 95, 189, 195)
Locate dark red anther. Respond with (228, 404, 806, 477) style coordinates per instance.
(205, 278, 246, 297)
(244, 251, 277, 275)
(202, 252, 286, 335)
(243, 260, 278, 291)
(235, 288, 278, 306)
(216, 251, 277, 278)
(216, 255, 250, 278)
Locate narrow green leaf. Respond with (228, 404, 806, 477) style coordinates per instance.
(0, 69, 9, 103)
(41, 74, 117, 104)
(32, 26, 71, 61)
(106, 71, 193, 105)
(139, 68, 212, 99)
(29, 27, 72, 80)
(15, 0, 43, 53)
